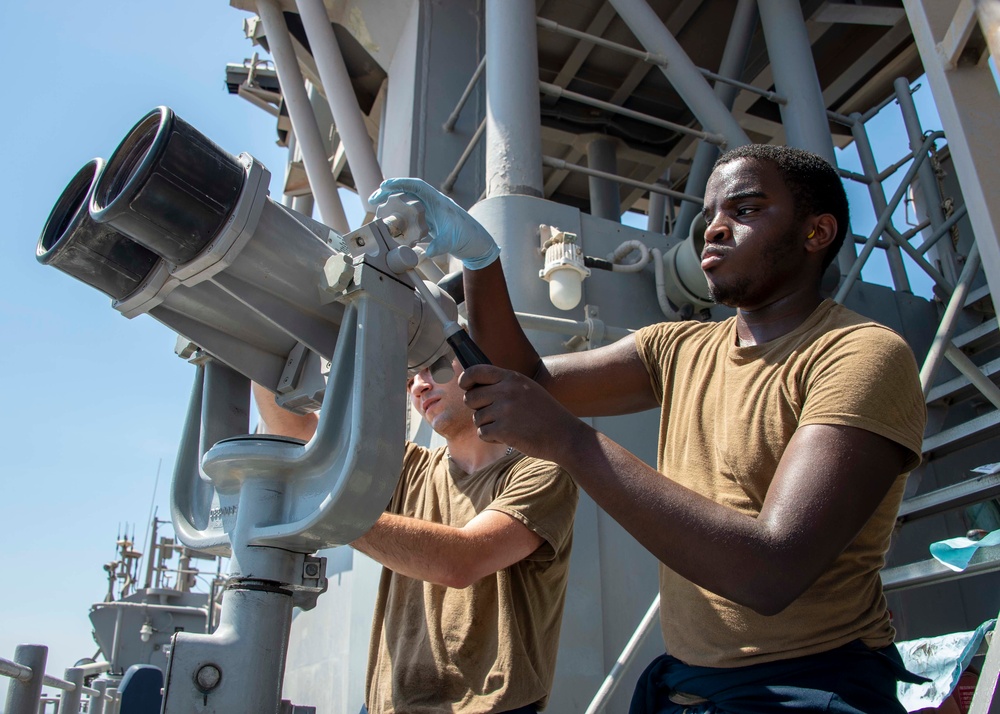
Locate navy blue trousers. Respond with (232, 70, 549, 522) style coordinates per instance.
(360, 704, 536, 713)
(629, 640, 926, 713)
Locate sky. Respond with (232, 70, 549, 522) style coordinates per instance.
(0, 0, 951, 705)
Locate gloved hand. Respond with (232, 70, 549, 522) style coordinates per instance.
(369, 178, 500, 270)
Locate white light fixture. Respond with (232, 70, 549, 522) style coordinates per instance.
(539, 224, 590, 311)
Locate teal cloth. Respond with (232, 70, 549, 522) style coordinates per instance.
(929, 528, 1000, 571)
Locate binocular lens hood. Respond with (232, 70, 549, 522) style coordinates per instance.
(37, 158, 161, 300)
(91, 106, 246, 265)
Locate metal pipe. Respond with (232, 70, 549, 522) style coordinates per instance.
(201, 360, 250, 457)
(945, 343, 1000, 410)
(542, 156, 701, 203)
(256, 0, 349, 231)
(918, 204, 967, 255)
(863, 86, 908, 123)
(698, 68, 784, 104)
(757, 1, 837, 162)
(0, 657, 32, 683)
(588, 137, 622, 221)
(672, 0, 757, 239)
(442, 119, 487, 193)
(74, 661, 111, 678)
(899, 220, 932, 243)
(60, 668, 85, 714)
(826, 109, 857, 127)
(850, 114, 910, 292)
(608, 0, 750, 148)
(296, 0, 384, 207)
(444, 56, 486, 132)
(920, 243, 981, 395)
(878, 151, 920, 183)
(535, 16, 784, 105)
(515, 311, 632, 342)
(894, 76, 959, 284)
(584, 595, 661, 714)
(757, 0, 857, 275)
(109, 605, 125, 673)
(486, 0, 544, 197)
(237, 85, 280, 117)
(538, 82, 723, 144)
(837, 168, 871, 185)
(646, 174, 668, 234)
(835, 136, 954, 303)
(90, 680, 108, 714)
(90, 601, 210, 616)
(41, 673, 73, 691)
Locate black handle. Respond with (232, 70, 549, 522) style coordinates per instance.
(446, 329, 492, 369)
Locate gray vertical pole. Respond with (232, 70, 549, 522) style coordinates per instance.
(588, 137, 622, 220)
(291, 194, 315, 218)
(894, 77, 959, 285)
(256, 0, 349, 232)
(201, 360, 250, 455)
(756, 1, 836, 162)
(647, 175, 668, 234)
(60, 668, 85, 714)
(5, 645, 47, 714)
(757, 0, 855, 275)
(608, 0, 750, 148)
(850, 114, 911, 292)
(673, 0, 758, 238)
(485, 0, 544, 197)
(296, 0, 384, 208)
(89, 680, 108, 714)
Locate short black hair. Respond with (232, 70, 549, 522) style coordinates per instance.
(713, 144, 850, 270)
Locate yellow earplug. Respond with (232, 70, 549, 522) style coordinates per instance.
(807, 229, 815, 239)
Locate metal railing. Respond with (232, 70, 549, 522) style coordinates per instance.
(2, 645, 119, 714)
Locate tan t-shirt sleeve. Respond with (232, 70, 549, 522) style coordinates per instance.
(798, 325, 926, 472)
(486, 457, 578, 562)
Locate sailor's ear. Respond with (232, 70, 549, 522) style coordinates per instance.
(804, 213, 838, 255)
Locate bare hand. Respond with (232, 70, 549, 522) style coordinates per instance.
(459, 364, 584, 463)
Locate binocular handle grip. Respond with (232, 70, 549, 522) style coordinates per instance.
(447, 329, 492, 369)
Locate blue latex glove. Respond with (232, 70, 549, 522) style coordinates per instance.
(369, 178, 500, 270)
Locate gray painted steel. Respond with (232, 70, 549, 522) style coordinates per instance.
(485, 0, 544, 197)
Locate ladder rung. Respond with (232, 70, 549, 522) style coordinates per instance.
(923, 409, 1000, 458)
(926, 356, 1000, 406)
(882, 548, 1000, 593)
(953, 317, 999, 353)
(898, 471, 1000, 522)
(964, 283, 993, 309)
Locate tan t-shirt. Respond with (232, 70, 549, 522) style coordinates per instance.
(365, 443, 578, 713)
(634, 299, 925, 668)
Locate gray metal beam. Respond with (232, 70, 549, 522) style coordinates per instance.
(296, 0, 384, 208)
(256, 0, 349, 231)
(757, 0, 859, 275)
(672, 0, 757, 240)
(903, 0, 1000, 304)
(587, 136, 622, 221)
(607, 0, 750, 149)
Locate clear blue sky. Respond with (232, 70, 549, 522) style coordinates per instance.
(0, 0, 948, 704)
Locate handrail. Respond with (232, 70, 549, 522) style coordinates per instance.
(536, 16, 786, 104)
(444, 55, 486, 132)
(0, 656, 33, 683)
(538, 81, 725, 145)
(542, 155, 702, 204)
